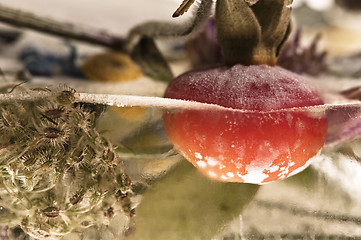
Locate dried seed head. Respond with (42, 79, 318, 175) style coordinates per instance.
(39, 123, 69, 148)
(1, 86, 133, 239)
(116, 173, 132, 189)
(70, 192, 84, 205)
(68, 145, 96, 168)
(42, 206, 59, 218)
(68, 107, 93, 133)
(0, 108, 23, 137)
(56, 87, 76, 105)
(102, 147, 116, 162)
(73, 148, 85, 163)
(38, 103, 66, 125)
(21, 154, 37, 167)
(16, 177, 36, 191)
(44, 127, 61, 139)
(45, 107, 65, 120)
(36, 149, 61, 173)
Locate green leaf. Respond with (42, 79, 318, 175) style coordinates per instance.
(131, 160, 259, 240)
(131, 36, 174, 83)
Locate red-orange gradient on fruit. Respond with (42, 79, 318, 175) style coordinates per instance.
(163, 65, 328, 184)
(163, 109, 327, 184)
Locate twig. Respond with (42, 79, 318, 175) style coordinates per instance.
(0, 4, 126, 50)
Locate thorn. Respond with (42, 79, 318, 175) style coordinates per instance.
(172, 0, 196, 18)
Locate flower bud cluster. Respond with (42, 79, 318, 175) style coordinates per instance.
(0, 87, 133, 239)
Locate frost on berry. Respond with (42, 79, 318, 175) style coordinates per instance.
(164, 64, 328, 184)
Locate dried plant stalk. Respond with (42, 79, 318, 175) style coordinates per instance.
(0, 3, 126, 50)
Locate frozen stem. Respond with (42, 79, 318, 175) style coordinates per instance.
(0, 91, 53, 103)
(0, 89, 220, 111)
(75, 92, 219, 110)
(0, 3, 126, 50)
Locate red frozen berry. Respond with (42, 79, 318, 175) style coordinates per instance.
(163, 64, 328, 184)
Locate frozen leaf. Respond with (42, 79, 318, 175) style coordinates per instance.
(130, 160, 259, 240)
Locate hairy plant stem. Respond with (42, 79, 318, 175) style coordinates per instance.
(0, 4, 126, 51)
(126, 0, 214, 50)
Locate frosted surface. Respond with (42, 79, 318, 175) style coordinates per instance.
(164, 64, 324, 111)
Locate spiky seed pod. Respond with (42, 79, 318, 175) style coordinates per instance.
(37, 123, 70, 149)
(67, 145, 96, 169)
(56, 88, 76, 105)
(0, 107, 24, 140)
(67, 107, 94, 135)
(21, 153, 37, 168)
(37, 102, 66, 125)
(103, 147, 116, 163)
(14, 175, 36, 192)
(42, 207, 59, 218)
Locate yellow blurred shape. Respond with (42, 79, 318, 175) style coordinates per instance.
(82, 52, 144, 82)
(111, 106, 148, 121)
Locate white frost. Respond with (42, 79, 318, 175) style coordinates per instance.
(195, 152, 202, 159)
(221, 175, 229, 180)
(206, 157, 219, 167)
(242, 170, 269, 184)
(268, 165, 280, 173)
(226, 172, 235, 178)
(196, 161, 207, 168)
(208, 171, 218, 178)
